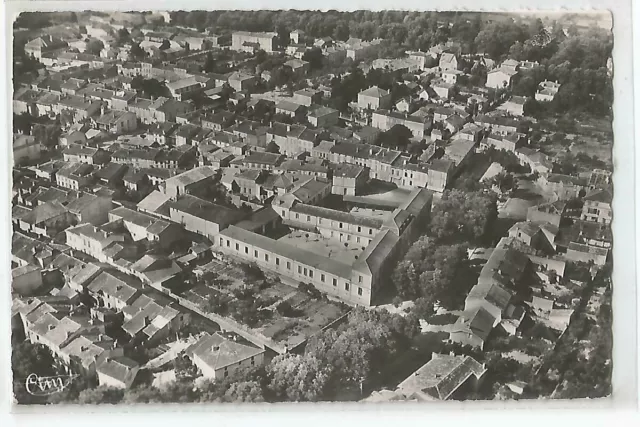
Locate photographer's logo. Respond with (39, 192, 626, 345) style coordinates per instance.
(25, 373, 78, 396)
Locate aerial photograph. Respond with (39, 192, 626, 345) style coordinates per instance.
(10, 10, 613, 404)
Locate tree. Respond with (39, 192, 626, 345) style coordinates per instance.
(130, 42, 146, 60)
(474, 21, 527, 60)
(12, 341, 59, 404)
(86, 39, 105, 56)
(267, 354, 332, 401)
(13, 113, 33, 135)
(225, 381, 265, 402)
(302, 47, 324, 70)
(31, 124, 62, 149)
(429, 189, 498, 243)
(491, 171, 516, 193)
(375, 124, 413, 150)
(76, 386, 125, 405)
(203, 51, 215, 73)
(122, 385, 164, 404)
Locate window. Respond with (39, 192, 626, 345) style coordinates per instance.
(298, 266, 302, 274)
(359, 276, 363, 283)
(287, 261, 291, 270)
(339, 222, 343, 229)
(219, 238, 223, 246)
(357, 237, 360, 243)
(309, 270, 314, 278)
(224, 371, 229, 378)
(345, 283, 350, 291)
(254, 250, 258, 258)
(307, 215, 311, 222)
(303, 268, 307, 276)
(333, 278, 337, 286)
(275, 257, 280, 266)
(369, 229, 373, 235)
(264, 254, 269, 262)
(358, 226, 361, 233)
(235, 243, 239, 250)
(245, 247, 249, 254)
(296, 213, 299, 219)
(226, 240, 230, 247)
(321, 274, 325, 282)
(358, 287, 363, 296)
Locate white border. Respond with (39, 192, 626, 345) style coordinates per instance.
(0, 0, 637, 424)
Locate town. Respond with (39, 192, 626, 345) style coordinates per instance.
(11, 10, 613, 404)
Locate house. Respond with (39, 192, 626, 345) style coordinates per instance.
(516, 147, 552, 174)
(186, 332, 266, 380)
(580, 189, 612, 225)
(395, 353, 486, 401)
(445, 114, 466, 135)
(357, 86, 391, 111)
(56, 162, 95, 190)
(292, 89, 322, 107)
(94, 110, 137, 134)
(439, 52, 459, 71)
(431, 80, 454, 99)
(95, 162, 129, 187)
(535, 80, 561, 102)
(501, 59, 520, 73)
(229, 120, 268, 148)
(234, 152, 285, 171)
(486, 67, 518, 89)
(284, 59, 310, 76)
(13, 134, 42, 166)
(166, 77, 203, 101)
(527, 201, 566, 227)
(231, 31, 277, 52)
(17, 201, 74, 237)
(24, 36, 67, 59)
(308, 106, 339, 128)
(162, 166, 218, 199)
(12, 265, 44, 296)
(371, 110, 432, 140)
(87, 271, 142, 311)
(66, 192, 113, 225)
(441, 69, 462, 85)
(332, 164, 368, 196)
(275, 100, 306, 119)
(228, 72, 256, 92)
(565, 242, 608, 266)
(63, 144, 109, 165)
(108, 206, 183, 248)
(169, 194, 242, 240)
(508, 221, 551, 251)
(96, 356, 140, 388)
(500, 96, 527, 116)
(539, 174, 586, 200)
(449, 307, 496, 349)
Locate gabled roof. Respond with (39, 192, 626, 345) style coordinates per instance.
(397, 353, 485, 400)
(584, 188, 612, 204)
(187, 332, 265, 371)
(359, 86, 389, 98)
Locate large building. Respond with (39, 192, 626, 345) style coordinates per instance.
(214, 188, 432, 306)
(231, 31, 277, 52)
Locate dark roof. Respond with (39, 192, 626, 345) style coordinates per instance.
(170, 194, 240, 226)
(584, 188, 612, 204)
(291, 203, 383, 229)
